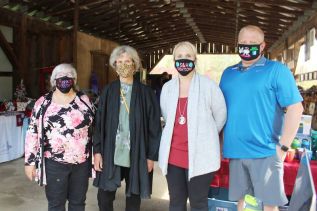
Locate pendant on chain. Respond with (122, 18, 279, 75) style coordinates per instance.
(178, 116, 186, 125)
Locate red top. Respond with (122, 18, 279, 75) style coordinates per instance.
(168, 97, 189, 169)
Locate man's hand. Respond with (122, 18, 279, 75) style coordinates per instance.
(94, 153, 103, 171)
(147, 159, 154, 173)
(25, 165, 36, 181)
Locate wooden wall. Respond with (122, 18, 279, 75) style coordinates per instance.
(270, 12, 317, 60)
(0, 8, 73, 98)
(76, 32, 118, 89)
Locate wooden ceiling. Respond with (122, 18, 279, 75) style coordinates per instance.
(2, 0, 316, 53)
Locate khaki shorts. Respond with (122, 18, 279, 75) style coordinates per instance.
(228, 154, 288, 206)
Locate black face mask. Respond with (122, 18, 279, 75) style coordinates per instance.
(238, 44, 261, 61)
(56, 76, 74, 94)
(175, 59, 195, 76)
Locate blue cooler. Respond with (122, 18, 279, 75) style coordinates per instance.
(208, 187, 229, 201)
(208, 198, 237, 211)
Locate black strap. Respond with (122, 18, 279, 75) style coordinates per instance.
(37, 91, 53, 186)
(77, 91, 94, 116)
(76, 91, 95, 177)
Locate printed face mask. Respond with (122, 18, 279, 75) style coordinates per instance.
(175, 59, 195, 76)
(116, 63, 135, 78)
(56, 76, 74, 94)
(238, 44, 261, 61)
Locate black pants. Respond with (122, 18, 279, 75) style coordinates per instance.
(44, 159, 89, 211)
(166, 164, 214, 211)
(97, 167, 141, 211)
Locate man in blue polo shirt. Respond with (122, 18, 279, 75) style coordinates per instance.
(220, 25, 303, 211)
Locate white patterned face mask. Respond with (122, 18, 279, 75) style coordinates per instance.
(116, 63, 135, 78)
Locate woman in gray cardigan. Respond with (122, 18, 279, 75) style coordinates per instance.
(159, 41, 227, 211)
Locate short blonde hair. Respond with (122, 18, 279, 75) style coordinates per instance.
(172, 41, 197, 61)
(238, 25, 265, 43)
(109, 45, 142, 71)
(50, 63, 77, 87)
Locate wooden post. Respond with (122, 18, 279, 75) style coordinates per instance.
(73, 0, 79, 68)
(19, 15, 27, 92)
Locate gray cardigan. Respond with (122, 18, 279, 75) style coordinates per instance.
(159, 72, 227, 180)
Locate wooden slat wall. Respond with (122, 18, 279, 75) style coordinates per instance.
(0, 8, 73, 98)
(76, 31, 118, 90)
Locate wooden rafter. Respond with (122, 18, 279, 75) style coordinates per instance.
(3, 0, 315, 52)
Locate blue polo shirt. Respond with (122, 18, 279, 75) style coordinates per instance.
(220, 57, 303, 159)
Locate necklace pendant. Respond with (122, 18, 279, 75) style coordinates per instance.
(178, 116, 186, 125)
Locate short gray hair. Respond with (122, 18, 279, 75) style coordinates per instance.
(50, 63, 77, 87)
(109, 45, 142, 71)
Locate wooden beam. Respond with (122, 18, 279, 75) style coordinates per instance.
(27, 0, 58, 11)
(0, 8, 21, 27)
(134, 35, 196, 49)
(73, 0, 79, 67)
(0, 72, 13, 77)
(49, 0, 110, 16)
(239, 0, 312, 9)
(19, 15, 28, 91)
(185, 0, 312, 10)
(47, 1, 69, 14)
(185, 2, 304, 17)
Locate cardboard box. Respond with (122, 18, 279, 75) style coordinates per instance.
(298, 115, 312, 135)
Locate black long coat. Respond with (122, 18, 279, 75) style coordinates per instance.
(93, 78, 161, 199)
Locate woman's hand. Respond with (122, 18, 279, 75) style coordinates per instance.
(94, 153, 103, 171)
(25, 165, 36, 181)
(147, 159, 154, 173)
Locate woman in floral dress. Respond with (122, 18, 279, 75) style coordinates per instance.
(24, 63, 94, 211)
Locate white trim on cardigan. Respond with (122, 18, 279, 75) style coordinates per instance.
(159, 72, 227, 180)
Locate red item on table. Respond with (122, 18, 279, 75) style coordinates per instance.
(16, 114, 23, 127)
(168, 98, 189, 169)
(0, 103, 5, 112)
(24, 108, 32, 117)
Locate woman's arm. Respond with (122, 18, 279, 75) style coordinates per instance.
(93, 88, 107, 155)
(146, 88, 162, 162)
(24, 98, 44, 165)
(210, 81, 227, 133)
(24, 97, 43, 181)
(93, 88, 108, 171)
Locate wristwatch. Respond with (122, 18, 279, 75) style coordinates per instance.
(277, 142, 289, 152)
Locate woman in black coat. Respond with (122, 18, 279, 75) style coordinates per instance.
(93, 45, 161, 211)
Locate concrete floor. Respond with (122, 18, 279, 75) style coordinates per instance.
(0, 158, 172, 211)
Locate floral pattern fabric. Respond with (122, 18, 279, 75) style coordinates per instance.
(25, 94, 94, 165)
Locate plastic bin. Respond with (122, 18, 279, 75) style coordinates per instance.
(208, 187, 229, 201)
(208, 198, 237, 211)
